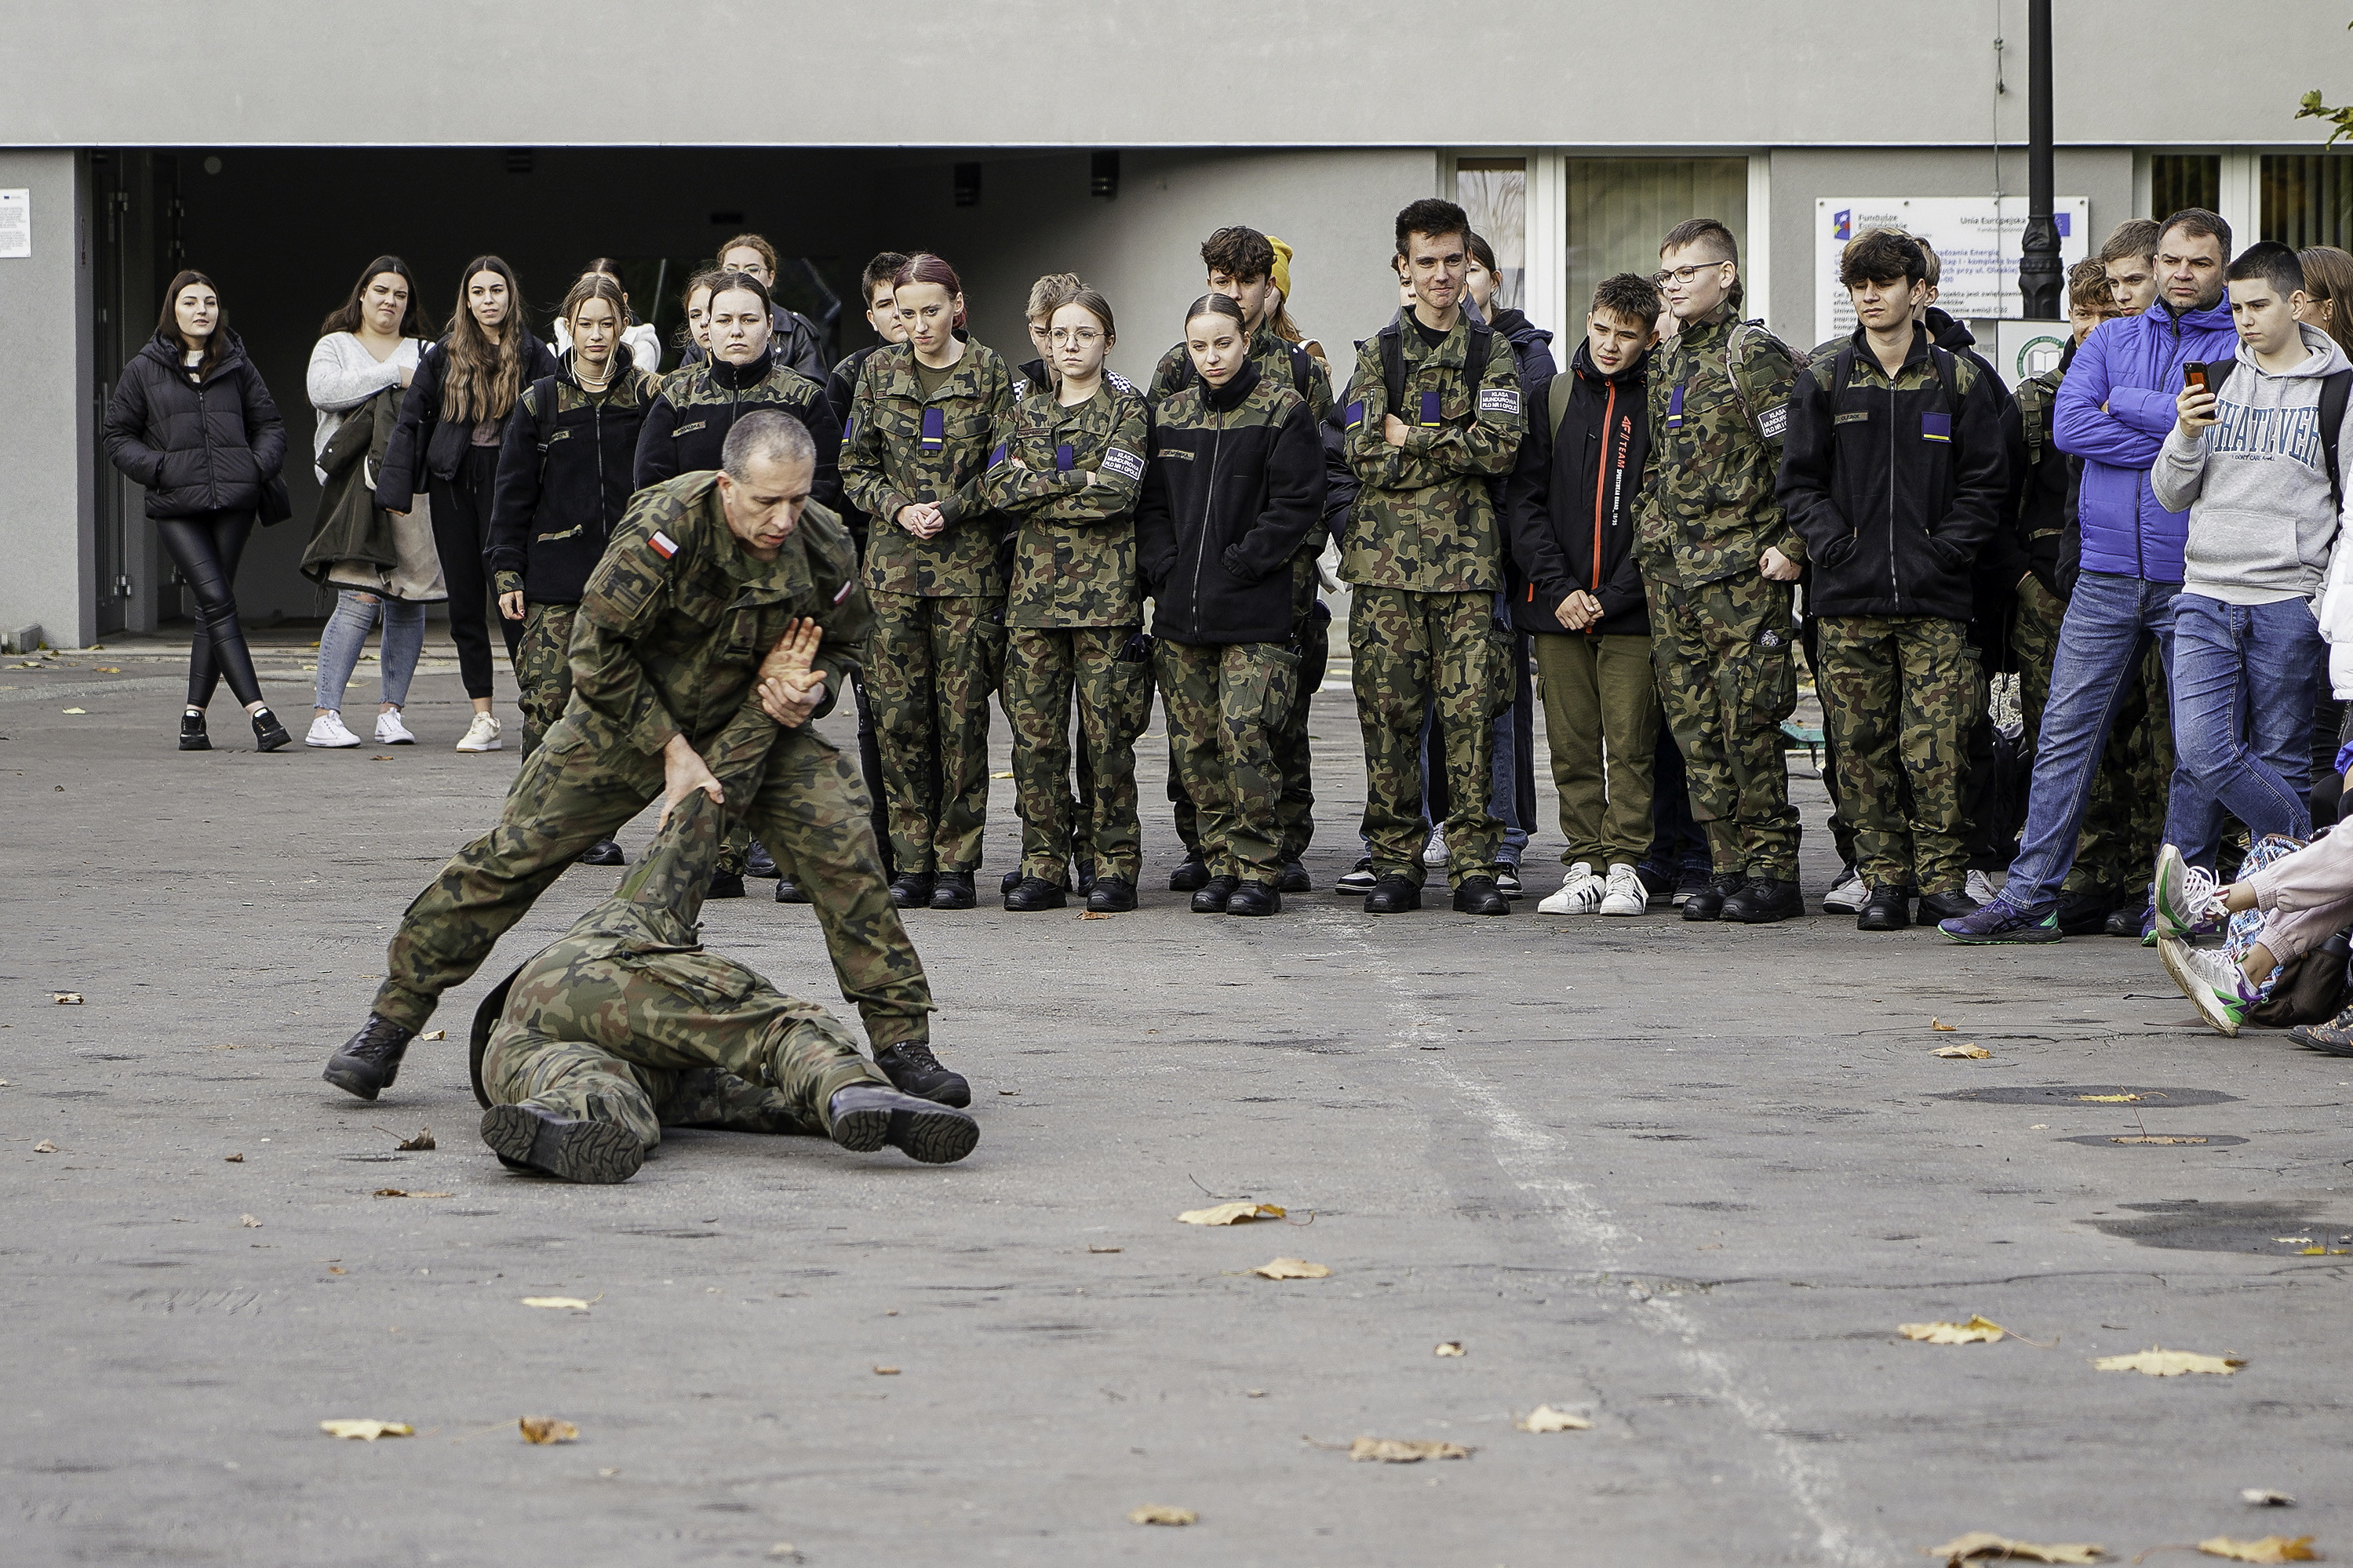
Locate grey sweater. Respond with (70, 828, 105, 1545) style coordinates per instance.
(2154, 322, 2353, 604)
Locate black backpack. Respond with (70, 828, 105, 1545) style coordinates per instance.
(1375, 317, 1496, 425)
(2203, 359, 2353, 511)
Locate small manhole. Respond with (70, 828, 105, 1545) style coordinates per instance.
(2060, 1133, 2247, 1148)
(2084, 1199, 2343, 1253)
(1937, 1084, 2238, 1108)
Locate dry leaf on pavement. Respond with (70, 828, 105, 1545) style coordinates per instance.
(519, 1296, 599, 1311)
(2241, 1491, 2297, 1507)
(1128, 1505, 1197, 1526)
(53, 992, 82, 1005)
(1517, 1406, 1593, 1432)
(2079, 1093, 2143, 1103)
(1931, 1018, 1958, 1031)
(1900, 1315, 2008, 1344)
(224, 1153, 242, 1162)
(420, 1029, 446, 1042)
(2195, 1538, 2318, 1563)
(1248, 1258, 1329, 1279)
(518, 1417, 578, 1445)
(373, 1189, 453, 1199)
(240, 1214, 262, 1228)
(1348, 1437, 1470, 1463)
(2093, 1348, 2245, 1377)
(1925, 1532, 2104, 1563)
(873, 1366, 901, 1375)
(1433, 1341, 1466, 1356)
(395, 1128, 435, 1151)
(1177, 1201, 1285, 1225)
(32, 1141, 56, 1153)
(320, 1419, 413, 1441)
(1932, 1044, 1992, 1059)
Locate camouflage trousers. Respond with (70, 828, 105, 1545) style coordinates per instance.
(1816, 614, 1982, 896)
(483, 966, 885, 1153)
(1157, 637, 1299, 882)
(1173, 580, 1327, 864)
(1349, 585, 1505, 887)
(2013, 577, 2173, 893)
(514, 602, 576, 762)
(1004, 626, 1150, 886)
(1645, 574, 1801, 879)
(869, 591, 1004, 875)
(373, 719, 934, 1048)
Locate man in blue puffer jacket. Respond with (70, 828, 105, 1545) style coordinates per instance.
(1943, 208, 2238, 944)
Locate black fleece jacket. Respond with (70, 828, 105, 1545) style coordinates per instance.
(375, 329, 560, 513)
(1136, 360, 1324, 645)
(632, 348, 843, 512)
(102, 329, 286, 518)
(1505, 340, 1651, 638)
(486, 356, 660, 605)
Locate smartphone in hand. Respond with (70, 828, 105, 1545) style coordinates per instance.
(2183, 362, 2209, 393)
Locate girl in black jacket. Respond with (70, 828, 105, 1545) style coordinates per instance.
(1135, 294, 1323, 915)
(376, 254, 558, 752)
(100, 269, 293, 751)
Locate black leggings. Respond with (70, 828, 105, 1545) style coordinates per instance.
(155, 509, 263, 709)
(429, 446, 520, 700)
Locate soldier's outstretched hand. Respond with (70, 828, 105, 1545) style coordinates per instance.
(657, 733, 723, 829)
(757, 617, 827, 729)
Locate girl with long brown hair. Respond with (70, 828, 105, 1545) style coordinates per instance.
(377, 254, 557, 751)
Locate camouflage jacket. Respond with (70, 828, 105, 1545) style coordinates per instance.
(840, 337, 1015, 597)
(979, 380, 1151, 628)
(1147, 323, 1335, 425)
(572, 473, 871, 770)
(1636, 310, 1805, 587)
(1339, 311, 1525, 593)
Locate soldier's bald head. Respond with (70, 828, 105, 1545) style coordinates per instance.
(722, 409, 815, 479)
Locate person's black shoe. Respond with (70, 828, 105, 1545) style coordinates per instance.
(2104, 898, 2149, 939)
(579, 838, 626, 868)
(1076, 858, 1097, 897)
(323, 1013, 416, 1101)
(1226, 879, 1281, 916)
(1169, 853, 1210, 893)
(889, 871, 936, 908)
(1004, 875, 1068, 911)
(1915, 889, 1982, 924)
(774, 876, 808, 904)
(479, 1103, 644, 1184)
(745, 838, 779, 879)
(1635, 862, 1674, 904)
(251, 708, 292, 752)
(1087, 875, 1136, 913)
(872, 1041, 972, 1107)
(1451, 876, 1511, 915)
(826, 1083, 979, 1164)
(1191, 875, 1240, 914)
(2289, 1009, 2353, 1056)
(2056, 886, 2115, 936)
(179, 711, 211, 751)
(1000, 867, 1022, 897)
(1856, 885, 1910, 931)
(706, 869, 746, 900)
(931, 870, 977, 910)
(1722, 876, 1801, 924)
(1681, 872, 1746, 922)
(1277, 860, 1311, 893)
(1364, 875, 1422, 915)
(1336, 857, 1376, 895)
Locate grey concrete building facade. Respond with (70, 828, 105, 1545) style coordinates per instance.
(0, 1, 2344, 646)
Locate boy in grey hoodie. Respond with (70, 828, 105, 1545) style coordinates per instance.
(2151, 240, 2353, 889)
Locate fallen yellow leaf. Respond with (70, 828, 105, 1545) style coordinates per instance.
(1433, 1341, 1466, 1357)
(1517, 1406, 1593, 1432)
(1925, 1532, 2104, 1564)
(1128, 1505, 1197, 1526)
(60, 707, 86, 715)
(519, 1296, 599, 1311)
(1900, 1315, 2008, 1344)
(93, 666, 120, 673)
(2196, 1537, 2318, 1563)
(224, 1153, 242, 1162)
(1080, 910, 1113, 919)
(1177, 1201, 1285, 1225)
(873, 1366, 901, 1376)
(2093, 1348, 2245, 1377)
(320, 1419, 413, 1441)
(32, 1141, 56, 1153)
(2273, 1239, 2312, 1245)
(1931, 1018, 1958, 1031)
(991, 769, 1014, 779)
(1349, 1437, 1470, 1463)
(2300, 1246, 2326, 1256)
(1932, 1044, 1992, 1059)
(2079, 1093, 2142, 1103)
(53, 991, 85, 1005)
(1087, 1245, 1122, 1253)
(421, 1029, 446, 1042)
(518, 1416, 578, 1445)
(1248, 1257, 1330, 1279)
(240, 1214, 263, 1228)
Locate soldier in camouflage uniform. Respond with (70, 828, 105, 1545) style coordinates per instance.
(982, 289, 1154, 913)
(323, 413, 971, 1111)
(1341, 200, 1525, 915)
(1636, 219, 1808, 922)
(840, 255, 1017, 912)
(471, 788, 977, 1184)
(1779, 229, 2009, 928)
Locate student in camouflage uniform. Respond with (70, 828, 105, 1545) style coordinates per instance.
(1341, 199, 1525, 916)
(1146, 228, 1337, 893)
(982, 288, 1153, 914)
(472, 788, 977, 1184)
(1637, 218, 1808, 924)
(1137, 293, 1324, 915)
(1779, 229, 2009, 930)
(322, 411, 970, 1112)
(840, 253, 1016, 913)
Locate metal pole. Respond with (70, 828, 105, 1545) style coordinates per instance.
(2018, 0, 2063, 319)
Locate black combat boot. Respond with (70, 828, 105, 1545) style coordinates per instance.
(1915, 888, 1981, 925)
(1856, 885, 1910, 931)
(2056, 884, 2115, 936)
(1001, 868, 1023, 897)
(931, 870, 977, 910)
(873, 1042, 972, 1107)
(706, 868, 746, 899)
(322, 1014, 417, 1101)
(1168, 852, 1210, 892)
(1277, 860, 1311, 893)
(1087, 875, 1136, 913)
(1226, 879, 1281, 916)
(1191, 875, 1239, 913)
(1451, 876, 1510, 915)
(479, 1103, 645, 1184)
(774, 875, 809, 904)
(1721, 876, 1802, 924)
(889, 871, 937, 908)
(179, 710, 211, 751)
(745, 839, 779, 879)
(1004, 876, 1067, 911)
(579, 838, 626, 868)
(1681, 871, 1747, 922)
(826, 1084, 980, 1164)
(1075, 858, 1098, 897)
(1364, 874, 1422, 915)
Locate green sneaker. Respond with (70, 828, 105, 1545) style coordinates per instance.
(2156, 933, 2253, 1038)
(2151, 845, 2224, 940)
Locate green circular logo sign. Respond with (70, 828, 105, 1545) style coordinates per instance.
(2016, 335, 2067, 379)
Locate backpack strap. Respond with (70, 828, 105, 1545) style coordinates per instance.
(1380, 324, 1404, 414)
(1830, 344, 1859, 402)
(2321, 368, 2351, 515)
(1547, 371, 1574, 439)
(1286, 340, 1315, 398)
(1383, 318, 1494, 425)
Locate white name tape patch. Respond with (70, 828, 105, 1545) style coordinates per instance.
(1757, 404, 1789, 439)
(1099, 446, 1146, 483)
(1479, 387, 1522, 416)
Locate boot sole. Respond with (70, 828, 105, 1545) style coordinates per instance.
(480, 1104, 644, 1183)
(2157, 937, 2243, 1039)
(887, 1106, 980, 1165)
(322, 1050, 399, 1101)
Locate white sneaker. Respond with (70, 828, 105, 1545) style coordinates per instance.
(305, 711, 362, 748)
(1422, 828, 1450, 868)
(1538, 862, 1603, 915)
(1597, 862, 1647, 917)
(374, 708, 416, 746)
(1822, 864, 1869, 914)
(455, 712, 504, 752)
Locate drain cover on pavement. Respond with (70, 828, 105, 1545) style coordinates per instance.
(2084, 1199, 2348, 1252)
(2060, 1133, 2246, 1148)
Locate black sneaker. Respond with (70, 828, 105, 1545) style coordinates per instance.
(1452, 876, 1510, 915)
(1721, 876, 1801, 924)
(1226, 879, 1281, 916)
(774, 876, 808, 904)
(745, 839, 779, 879)
(1087, 875, 1136, 913)
(931, 870, 977, 910)
(1278, 860, 1312, 893)
(1191, 875, 1240, 913)
(1681, 871, 1746, 922)
(179, 711, 211, 751)
(1915, 888, 1982, 925)
(825, 1084, 979, 1164)
(2107, 897, 2151, 940)
(707, 869, 746, 900)
(1365, 874, 1422, 915)
(1003, 875, 1068, 911)
(1336, 857, 1376, 895)
(1856, 885, 1910, 931)
(1674, 865, 1720, 909)
(479, 1103, 644, 1184)
(579, 838, 626, 868)
(1494, 864, 1523, 897)
(1635, 862, 1674, 904)
(889, 871, 936, 908)
(251, 708, 293, 753)
(872, 1041, 972, 1107)
(1169, 853, 1211, 893)
(322, 1013, 415, 1101)
(2056, 886, 2116, 936)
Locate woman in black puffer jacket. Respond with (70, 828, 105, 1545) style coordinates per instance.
(101, 269, 293, 751)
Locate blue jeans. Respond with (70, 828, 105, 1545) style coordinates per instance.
(2162, 593, 2322, 868)
(315, 589, 427, 711)
(2002, 571, 2181, 911)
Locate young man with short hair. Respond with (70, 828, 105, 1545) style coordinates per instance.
(1778, 230, 2007, 929)
(2103, 220, 2164, 316)
(1341, 198, 1525, 915)
(1506, 273, 1663, 916)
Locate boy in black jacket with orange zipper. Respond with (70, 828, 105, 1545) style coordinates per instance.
(1505, 273, 1666, 917)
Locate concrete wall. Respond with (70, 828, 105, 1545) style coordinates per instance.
(0, 2, 2338, 152)
(0, 149, 90, 648)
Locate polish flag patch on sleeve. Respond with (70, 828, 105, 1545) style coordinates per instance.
(648, 529, 679, 560)
(832, 579, 855, 603)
